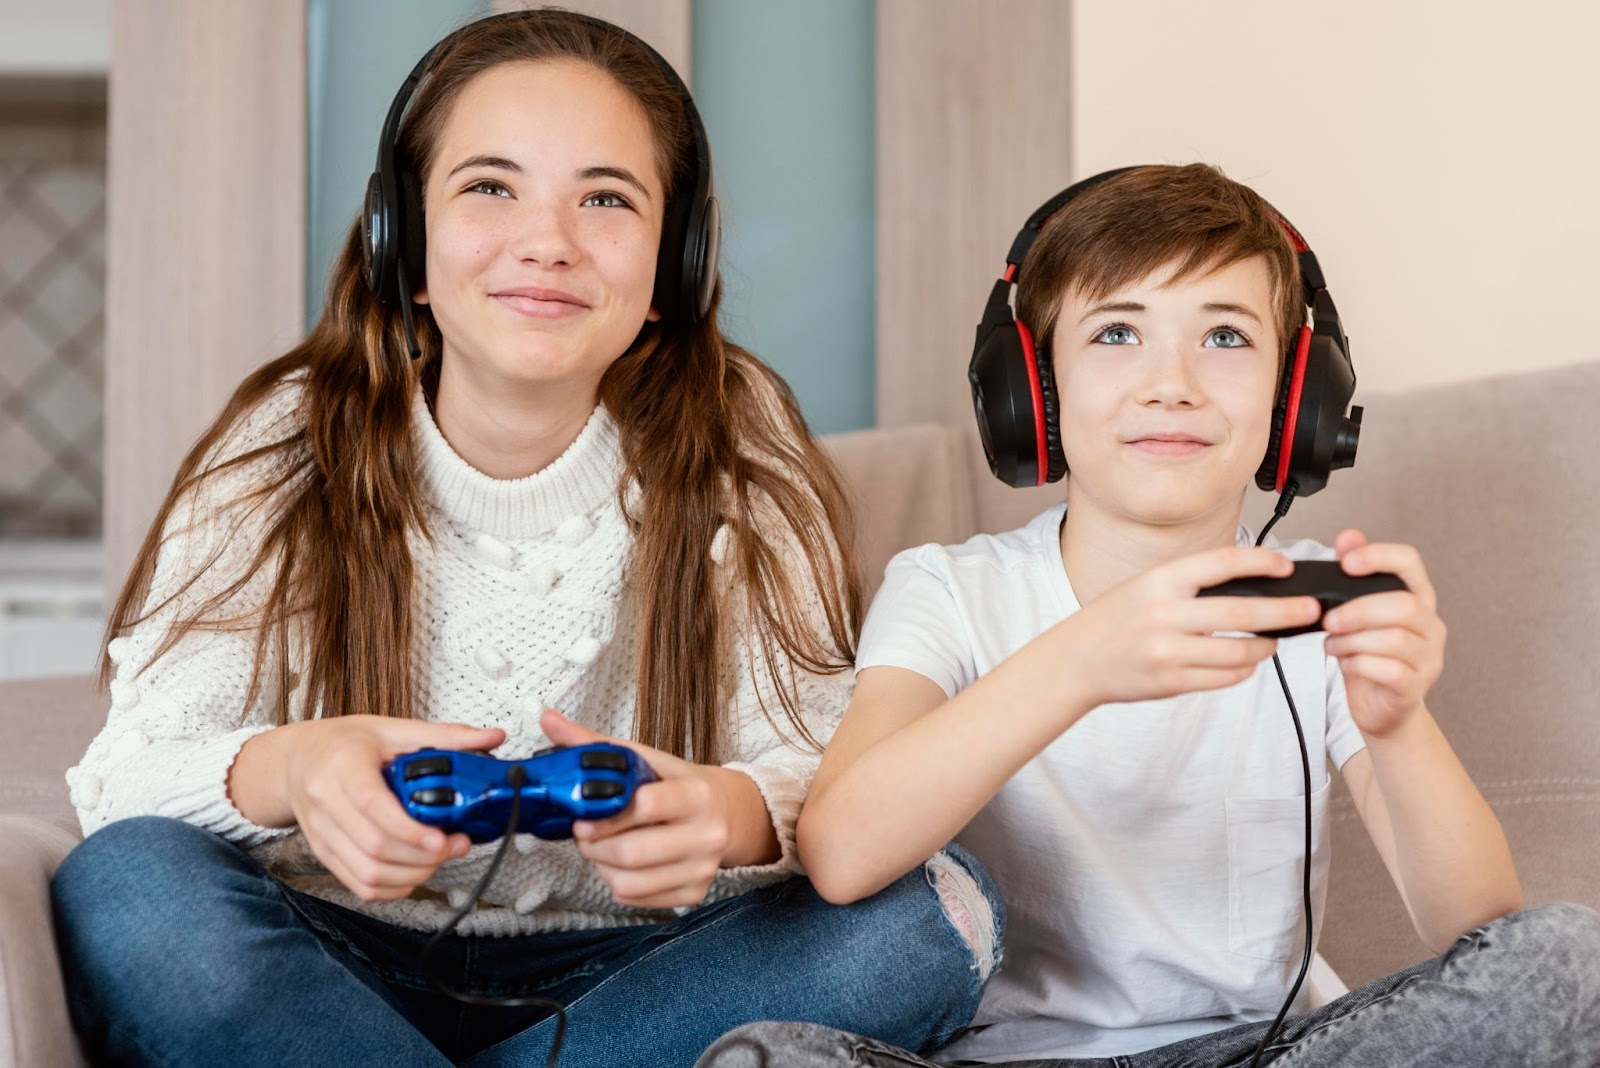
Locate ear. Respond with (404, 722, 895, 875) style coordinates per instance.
(645, 305, 662, 323)
(413, 288, 429, 306)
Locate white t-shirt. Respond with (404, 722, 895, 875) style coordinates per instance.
(856, 503, 1368, 1062)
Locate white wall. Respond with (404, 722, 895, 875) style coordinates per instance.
(1071, 0, 1600, 395)
(0, 1, 109, 74)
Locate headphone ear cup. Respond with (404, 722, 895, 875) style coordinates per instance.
(970, 319, 1050, 488)
(1029, 334, 1068, 483)
(362, 171, 393, 296)
(682, 193, 720, 322)
(397, 167, 426, 298)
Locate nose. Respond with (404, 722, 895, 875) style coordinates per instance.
(509, 198, 580, 268)
(1138, 344, 1203, 408)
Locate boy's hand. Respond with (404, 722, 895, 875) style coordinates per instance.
(1060, 546, 1323, 708)
(542, 710, 743, 910)
(1321, 529, 1445, 738)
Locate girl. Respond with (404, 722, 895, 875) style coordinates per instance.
(50, 11, 999, 1067)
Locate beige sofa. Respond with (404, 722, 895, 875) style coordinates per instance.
(3, 359, 1597, 1066)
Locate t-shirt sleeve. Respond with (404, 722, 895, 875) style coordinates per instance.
(855, 546, 976, 700)
(1323, 648, 1367, 770)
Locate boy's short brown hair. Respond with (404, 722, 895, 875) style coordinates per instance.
(1016, 164, 1304, 377)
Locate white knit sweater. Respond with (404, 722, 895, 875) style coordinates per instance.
(67, 377, 853, 936)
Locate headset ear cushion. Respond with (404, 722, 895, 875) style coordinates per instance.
(1256, 323, 1310, 492)
(1032, 337, 1068, 483)
(1255, 388, 1290, 492)
(397, 167, 427, 298)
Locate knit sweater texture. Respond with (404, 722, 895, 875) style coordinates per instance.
(67, 376, 853, 936)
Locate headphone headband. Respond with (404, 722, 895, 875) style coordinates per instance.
(361, 10, 721, 357)
(968, 166, 1362, 495)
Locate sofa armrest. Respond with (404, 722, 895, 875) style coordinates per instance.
(0, 816, 88, 1068)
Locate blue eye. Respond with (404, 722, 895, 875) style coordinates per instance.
(465, 180, 510, 198)
(582, 191, 631, 209)
(1093, 324, 1138, 345)
(1204, 327, 1249, 348)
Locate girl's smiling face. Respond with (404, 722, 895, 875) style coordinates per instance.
(1051, 254, 1285, 529)
(415, 58, 665, 396)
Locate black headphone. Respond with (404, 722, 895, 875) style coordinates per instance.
(361, 9, 722, 358)
(969, 167, 1362, 496)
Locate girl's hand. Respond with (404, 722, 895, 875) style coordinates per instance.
(542, 709, 744, 910)
(277, 716, 506, 902)
(1322, 529, 1446, 738)
(1058, 546, 1324, 708)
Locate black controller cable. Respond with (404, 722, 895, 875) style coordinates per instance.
(1241, 482, 1315, 1068)
(417, 765, 569, 1068)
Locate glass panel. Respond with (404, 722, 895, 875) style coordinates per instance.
(692, 0, 875, 435)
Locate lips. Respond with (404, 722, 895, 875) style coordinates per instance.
(489, 286, 590, 320)
(1125, 432, 1213, 457)
(491, 285, 588, 305)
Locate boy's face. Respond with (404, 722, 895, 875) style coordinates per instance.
(1050, 255, 1282, 530)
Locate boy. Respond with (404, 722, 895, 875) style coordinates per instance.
(698, 165, 1599, 1066)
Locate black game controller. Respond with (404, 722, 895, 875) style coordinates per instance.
(1197, 559, 1407, 639)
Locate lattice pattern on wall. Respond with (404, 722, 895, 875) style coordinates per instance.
(0, 155, 106, 538)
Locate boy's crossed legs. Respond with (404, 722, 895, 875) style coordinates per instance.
(698, 903, 1600, 1068)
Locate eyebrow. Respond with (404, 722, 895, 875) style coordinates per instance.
(1201, 301, 1263, 325)
(1077, 300, 1144, 326)
(443, 155, 652, 201)
(1077, 299, 1265, 326)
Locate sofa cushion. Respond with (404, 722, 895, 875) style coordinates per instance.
(0, 675, 104, 835)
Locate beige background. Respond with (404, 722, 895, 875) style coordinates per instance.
(1070, 0, 1600, 395)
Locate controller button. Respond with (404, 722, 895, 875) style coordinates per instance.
(580, 750, 629, 772)
(403, 756, 453, 780)
(410, 787, 456, 806)
(581, 780, 626, 800)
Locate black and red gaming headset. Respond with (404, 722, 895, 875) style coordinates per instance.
(361, 9, 722, 358)
(969, 167, 1362, 496)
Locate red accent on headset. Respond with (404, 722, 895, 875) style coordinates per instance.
(1015, 319, 1048, 486)
(1272, 214, 1310, 253)
(1275, 325, 1313, 492)
(1003, 263, 1018, 283)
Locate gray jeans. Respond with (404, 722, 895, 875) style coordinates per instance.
(696, 903, 1600, 1068)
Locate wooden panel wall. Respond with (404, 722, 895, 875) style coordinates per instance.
(104, 1, 306, 582)
(874, 0, 1072, 429)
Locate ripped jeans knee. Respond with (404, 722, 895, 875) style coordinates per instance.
(924, 844, 1005, 983)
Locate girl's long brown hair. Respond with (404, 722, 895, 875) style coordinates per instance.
(102, 10, 862, 763)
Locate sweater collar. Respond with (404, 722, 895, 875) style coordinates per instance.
(411, 386, 622, 538)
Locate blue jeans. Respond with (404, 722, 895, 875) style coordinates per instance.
(700, 903, 1600, 1067)
(51, 816, 1005, 1067)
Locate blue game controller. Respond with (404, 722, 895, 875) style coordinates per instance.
(385, 743, 658, 843)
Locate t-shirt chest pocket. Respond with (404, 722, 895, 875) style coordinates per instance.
(1225, 783, 1331, 962)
